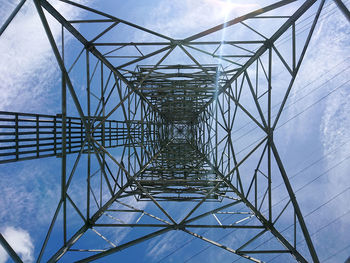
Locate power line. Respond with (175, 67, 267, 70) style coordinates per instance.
(269, 209, 350, 262)
(155, 75, 350, 263)
(150, 2, 350, 262)
(323, 244, 350, 262)
(234, 77, 350, 159)
(183, 151, 350, 263)
(232, 187, 350, 262)
(157, 135, 349, 262)
(231, 61, 350, 153)
(182, 156, 350, 263)
(230, 57, 349, 138)
(276, 79, 350, 129)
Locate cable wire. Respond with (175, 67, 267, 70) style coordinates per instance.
(155, 2, 350, 262)
(269, 209, 350, 262)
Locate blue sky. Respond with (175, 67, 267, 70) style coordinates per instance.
(0, 0, 350, 262)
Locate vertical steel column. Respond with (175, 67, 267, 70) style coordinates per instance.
(15, 113, 19, 161)
(267, 46, 272, 222)
(61, 24, 67, 244)
(36, 115, 39, 157)
(101, 61, 106, 205)
(86, 49, 91, 220)
(141, 100, 144, 164)
(12, 0, 333, 261)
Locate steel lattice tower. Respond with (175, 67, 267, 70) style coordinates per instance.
(1, 0, 350, 262)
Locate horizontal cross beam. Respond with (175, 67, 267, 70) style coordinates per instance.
(0, 111, 157, 163)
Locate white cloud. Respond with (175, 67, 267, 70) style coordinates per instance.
(0, 226, 34, 263)
(111, 195, 148, 244)
(277, 4, 350, 260)
(311, 4, 350, 216)
(140, 0, 260, 39)
(0, 0, 93, 235)
(0, 161, 61, 229)
(0, 1, 349, 262)
(320, 85, 350, 216)
(146, 231, 179, 260)
(0, 0, 86, 113)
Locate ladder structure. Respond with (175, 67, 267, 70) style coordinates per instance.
(1, 0, 349, 262)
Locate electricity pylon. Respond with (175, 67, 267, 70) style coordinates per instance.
(1, 0, 349, 262)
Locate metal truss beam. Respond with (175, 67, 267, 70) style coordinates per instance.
(196, 0, 319, 118)
(0, 234, 23, 263)
(333, 0, 350, 22)
(0, 111, 154, 163)
(39, 0, 172, 126)
(189, 143, 309, 263)
(0, 0, 27, 37)
(1, 0, 338, 262)
(46, 139, 171, 262)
